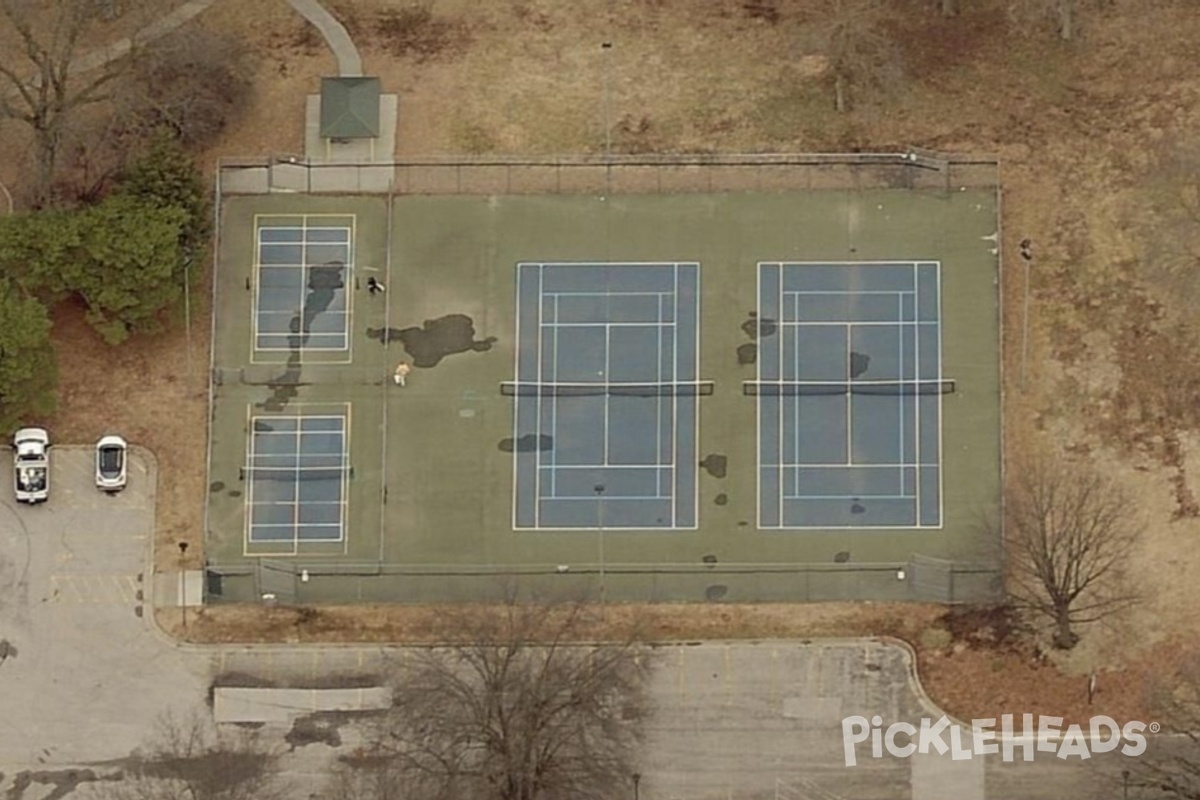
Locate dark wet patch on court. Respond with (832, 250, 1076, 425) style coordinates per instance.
(741, 311, 777, 340)
(499, 434, 553, 453)
(702, 554, 718, 566)
(849, 351, 870, 378)
(375, 314, 497, 368)
(714, 493, 728, 506)
(737, 343, 757, 365)
(700, 454, 728, 478)
(366, 326, 402, 343)
(254, 355, 302, 412)
(850, 500, 866, 514)
(288, 262, 345, 340)
(209, 481, 225, 493)
(705, 585, 728, 601)
(834, 551, 851, 563)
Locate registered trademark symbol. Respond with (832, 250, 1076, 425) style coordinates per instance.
(1150, 722, 1161, 734)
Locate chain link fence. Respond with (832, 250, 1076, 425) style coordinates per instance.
(207, 150, 1005, 608)
(205, 555, 1003, 606)
(216, 150, 999, 197)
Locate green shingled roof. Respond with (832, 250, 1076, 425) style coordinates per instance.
(319, 77, 381, 139)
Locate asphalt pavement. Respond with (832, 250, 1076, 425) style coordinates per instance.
(0, 448, 1143, 799)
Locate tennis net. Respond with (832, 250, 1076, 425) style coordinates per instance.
(241, 466, 353, 482)
(501, 381, 715, 397)
(743, 380, 955, 397)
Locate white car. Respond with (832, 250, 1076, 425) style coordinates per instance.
(13, 427, 50, 504)
(95, 435, 127, 492)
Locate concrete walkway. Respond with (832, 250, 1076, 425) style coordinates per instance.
(68, 0, 361, 80)
(286, 0, 363, 76)
(72, 0, 218, 73)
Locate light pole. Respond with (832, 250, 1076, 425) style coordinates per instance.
(1019, 238, 1032, 391)
(601, 42, 613, 193)
(177, 541, 189, 632)
(183, 254, 194, 384)
(595, 483, 606, 604)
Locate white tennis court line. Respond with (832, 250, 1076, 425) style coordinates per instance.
(755, 264, 763, 528)
(787, 494, 918, 501)
(934, 261, 945, 528)
(541, 290, 675, 297)
(508, 263, 523, 532)
(897, 294, 906, 499)
(777, 264, 785, 526)
(782, 462, 941, 469)
(539, 270, 548, 522)
(543, 494, 675, 501)
(540, 321, 677, 328)
(669, 263, 677, 527)
(656, 292, 664, 499)
(541, 464, 677, 470)
(781, 320, 939, 327)
(913, 263, 923, 526)
(784, 289, 916, 296)
(603, 300, 611, 467)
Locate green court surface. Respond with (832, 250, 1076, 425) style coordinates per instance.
(206, 188, 1002, 604)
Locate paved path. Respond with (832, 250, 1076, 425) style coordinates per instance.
(286, 0, 363, 76)
(72, 0, 218, 73)
(66, 0, 361, 81)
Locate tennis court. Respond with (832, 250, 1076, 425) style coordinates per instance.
(754, 262, 945, 529)
(510, 262, 703, 529)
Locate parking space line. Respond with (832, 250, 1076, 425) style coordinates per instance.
(48, 574, 140, 604)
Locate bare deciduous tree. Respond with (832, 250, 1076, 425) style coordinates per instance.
(115, 27, 252, 149)
(817, 0, 903, 113)
(98, 709, 289, 800)
(0, 0, 154, 206)
(366, 598, 652, 800)
(324, 755, 410, 800)
(1002, 455, 1139, 649)
(1008, 0, 1113, 41)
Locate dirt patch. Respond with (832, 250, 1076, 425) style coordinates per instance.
(162, 601, 947, 647)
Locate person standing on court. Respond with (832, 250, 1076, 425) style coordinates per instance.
(393, 362, 411, 386)
(367, 276, 385, 295)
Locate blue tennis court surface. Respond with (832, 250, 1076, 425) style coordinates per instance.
(512, 263, 700, 529)
(757, 262, 944, 528)
(246, 414, 348, 547)
(254, 218, 353, 351)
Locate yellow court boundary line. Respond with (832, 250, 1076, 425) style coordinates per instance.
(242, 402, 353, 558)
(248, 213, 358, 366)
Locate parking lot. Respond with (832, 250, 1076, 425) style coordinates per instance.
(0, 448, 1120, 799)
(0, 446, 212, 768)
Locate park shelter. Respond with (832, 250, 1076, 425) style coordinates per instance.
(319, 76, 382, 159)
